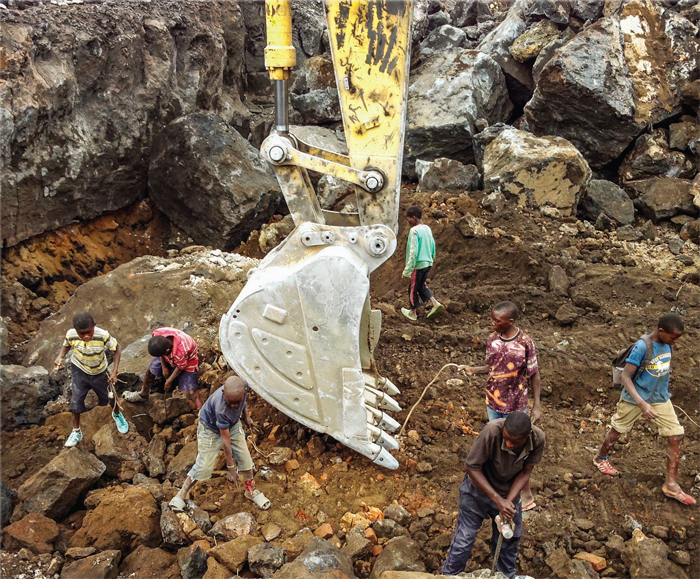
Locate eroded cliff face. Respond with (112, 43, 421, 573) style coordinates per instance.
(1, 0, 249, 246)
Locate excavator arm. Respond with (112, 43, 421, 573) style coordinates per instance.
(219, 0, 413, 469)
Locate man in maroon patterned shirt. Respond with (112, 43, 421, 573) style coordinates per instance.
(461, 301, 542, 511)
(124, 327, 203, 411)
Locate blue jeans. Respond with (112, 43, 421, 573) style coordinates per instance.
(487, 407, 527, 422)
(442, 477, 522, 578)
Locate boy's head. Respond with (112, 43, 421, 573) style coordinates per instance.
(72, 311, 96, 341)
(148, 335, 172, 357)
(223, 376, 247, 408)
(491, 301, 518, 333)
(405, 205, 422, 226)
(658, 313, 684, 346)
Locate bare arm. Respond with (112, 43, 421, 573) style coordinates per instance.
(54, 345, 71, 370)
(466, 466, 516, 520)
(219, 428, 238, 483)
(530, 371, 542, 424)
(109, 344, 122, 384)
(506, 463, 535, 503)
(621, 362, 658, 418)
(460, 365, 489, 376)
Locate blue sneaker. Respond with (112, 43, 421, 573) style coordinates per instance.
(65, 429, 83, 447)
(112, 412, 129, 434)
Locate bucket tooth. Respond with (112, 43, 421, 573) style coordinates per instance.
(364, 386, 401, 413)
(368, 424, 400, 450)
(365, 405, 400, 432)
(364, 373, 400, 396)
(372, 447, 399, 469)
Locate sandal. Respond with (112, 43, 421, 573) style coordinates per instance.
(123, 391, 147, 403)
(593, 457, 618, 476)
(522, 500, 537, 512)
(663, 487, 697, 506)
(169, 496, 186, 512)
(245, 489, 271, 510)
(426, 304, 446, 320)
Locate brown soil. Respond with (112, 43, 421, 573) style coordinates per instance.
(2, 187, 698, 578)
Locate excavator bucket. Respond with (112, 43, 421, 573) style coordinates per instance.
(220, 0, 413, 469)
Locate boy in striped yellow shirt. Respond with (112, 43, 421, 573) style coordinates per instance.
(53, 311, 128, 446)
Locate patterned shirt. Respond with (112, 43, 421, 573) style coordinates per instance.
(484, 330, 539, 414)
(152, 327, 199, 372)
(64, 327, 118, 375)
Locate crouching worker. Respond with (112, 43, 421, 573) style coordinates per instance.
(442, 412, 545, 579)
(169, 376, 271, 511)
(124, 327, 203, 411)
(54, 311, 128, 447)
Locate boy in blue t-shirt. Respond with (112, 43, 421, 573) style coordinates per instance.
(593, 313, 695, 505)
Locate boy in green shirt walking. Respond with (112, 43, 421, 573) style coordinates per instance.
(401, 205, 445, 321)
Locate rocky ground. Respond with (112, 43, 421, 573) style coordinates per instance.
(1, 183, 699, 579)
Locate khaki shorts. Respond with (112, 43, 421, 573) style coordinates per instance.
(187, 420, 254, 481)
(611, 399, 684, 437)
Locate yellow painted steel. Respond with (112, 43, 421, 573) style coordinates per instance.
(325, 0, 413, 232)
(265, 0, 296, 80)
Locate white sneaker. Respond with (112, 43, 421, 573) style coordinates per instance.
(65, 429, 83, 447)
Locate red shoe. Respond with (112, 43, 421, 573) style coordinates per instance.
(663, 487, 697, 506)
(593, 457, 619, 476)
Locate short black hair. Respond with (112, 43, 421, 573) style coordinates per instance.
(504, 411, 531, 437)
(72, 311, 95, 331)
(659, 313, 684, 334)
(148, 335, 171, 357)
(406, 205, 422, 219)
(493, 301, 519, 321)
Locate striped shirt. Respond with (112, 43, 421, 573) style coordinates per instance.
(64, 327, 118, 375)
(152, 327, 199, 372)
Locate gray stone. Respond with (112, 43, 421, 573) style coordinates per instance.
(670, 121, 700, 151)
(482, 192, 506, 213)
(316, 175, 355, 211)
(525, 5, 683, 169)
(93, 422, 147, 479)
(382, 504, 412, 527)
(427, 11, 451, 30)
(450, 0, 492, 27)
(669, 238, 685, 256)
(14, 447, 105, 521)
(420, 25, 467, 57)
(259, 215, 295, 254)
(0, 318, 9, 357)
(60, 549, 121, 579)
(268, 447, 294, 466)
(670, 550, 691, 566)
(166, 441, 198, 485)
(248, 542, 287, 578)
(549, 265, 570, 297)
(209, 512, 256, 541)
(631, 178, 696, 223)
(405, 49, 512, 176)
(149, 113, 281, 251)
(262, 523, 282, 542)
(145, 433, 167, 478)
(1, 365, 60, 428)
(160, 503, 189, 548)
(510, 19, 560, 63)
(1, 480, 16, 526)
(368, 536, 426, 579)
(571, 0, 605, 21)
(619, 129, 695, 183)
(417, 158, 481, 193)
(275, 537, 356, 579)
(340, 525, 372, 562)
(290, 89, 342, 125)
(2, 4, 248, 247)
(680, 219, 700, 242)
(483, 127, 591, 215)
(372, 519, 410, 540)
(616, 225, 642, 242)
(473, 123, 510, 174)
(581, 180, 635, 226)
(178, 544, 209, 579)
(545, 547, 594, 579)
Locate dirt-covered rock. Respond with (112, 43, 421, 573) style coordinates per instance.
(619, 129, 695, 184)
(13, 447, 105, 521)
(275, 537, 356, 579)
(92, 421, 147, 479)
(369, 536, 426, 579)
(69, 486, 161, 553)
(510, 19, 560, 63)
(630, 178, 696, 222)
(2, 513, 60, 554)
(416, 158, 480, 193)
(483, 127, 591, 215)
(118, 545, 180, 579)
(622, 536, 689, 579)
(60, 549, 121, 579)
(209, 534, 262, 574)
(580, 180, 635, 226)
(248, 542, 287, 578)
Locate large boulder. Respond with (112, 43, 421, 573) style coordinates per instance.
(275, 537, 356, 579)
(2, 513, 60, 554)
(406, 49, 512, 175)
(1, 365, 60, 427)
(510, 19, 561, 63)
(14, 447, 105, 521)
(368, 537, 426, 579)
(449, 0, 492, 28)
(1, 3, 248, 247)
(525, 1, 698, 168)
(619, 129, 695, 184)
(420, 25, 468, 58)
(93, 422, 148, 479)
(483, 127, 592, 215)
(630, 178, 697, 222)
(416, 158, 481, 193)
(119, 546, 180, 579)
(69, 486, 161, 553)
(248, 542, 288, 578)
(167, 440, 199, 485)
(290, 55, 341, 124)
(149, 113, 281, 250)
(60, 550, 122, 579)
(623, 536, 689, 579)
(24, 250, 258, 371)
(580, 180, 635, 225)
(209, 535, 263, 573)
